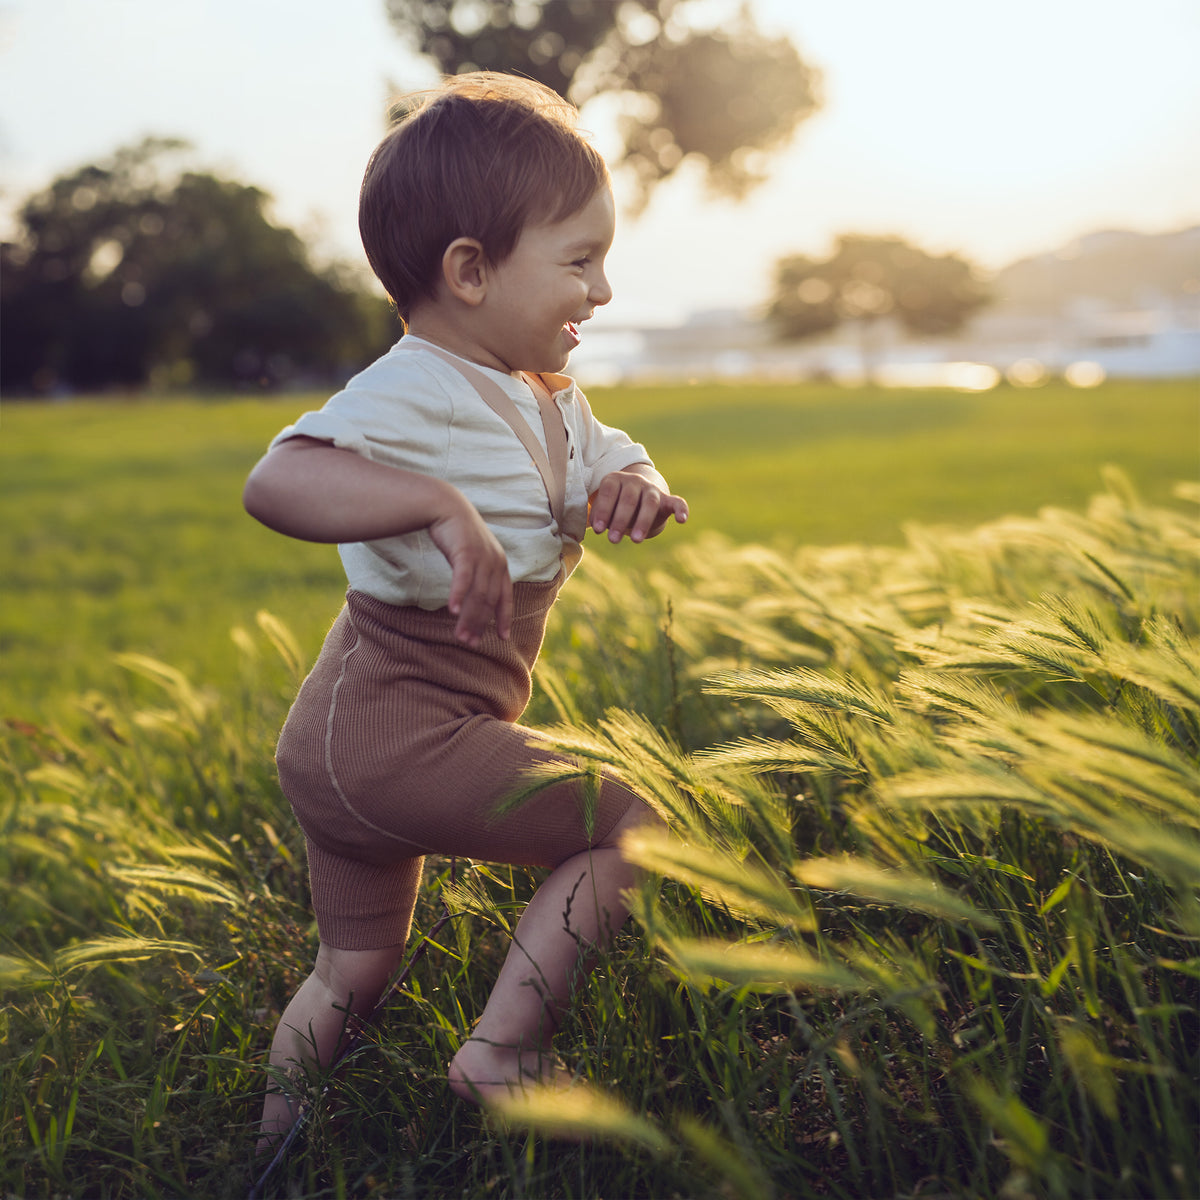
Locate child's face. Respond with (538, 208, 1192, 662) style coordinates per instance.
(481, 185, 615, 375)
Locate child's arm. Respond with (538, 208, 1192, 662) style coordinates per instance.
(588, 463, 688, 545)
(243, 436, 513, 646)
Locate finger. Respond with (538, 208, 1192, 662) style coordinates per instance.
(628, 489, 665, 543)
(494, 575, 514, 641)
(613, 484, 663, 543)
(453, 561, 512, 646)
(448, 558, 490, 644)
(606, 483, 645, 542)
(670, 495, 689, 524)
(454, 584, 495, 646)
(446, 557, 475, 619)
(455, 606, 486, 647)
(589, 483, 617, 533)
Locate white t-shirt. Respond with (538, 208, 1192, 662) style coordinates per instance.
(270, 336, 653, 609)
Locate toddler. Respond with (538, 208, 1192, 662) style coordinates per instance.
(243, 72, 688, 1147)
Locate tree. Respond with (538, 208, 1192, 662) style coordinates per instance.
(384, 0, 820, 206)
(1, 139, 396, 394)
(767, 235, 991, 376)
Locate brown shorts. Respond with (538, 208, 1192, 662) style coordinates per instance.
(275, 582, 638, 949)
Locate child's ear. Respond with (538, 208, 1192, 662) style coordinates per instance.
(441, 237, 488, 306)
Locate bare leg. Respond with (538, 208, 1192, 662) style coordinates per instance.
(448, 800, 663, 1101)
(258, 940, 407, 1151)
(257, 854, 424, 1151)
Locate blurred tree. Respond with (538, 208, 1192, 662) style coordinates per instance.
(1, 139, 397, 394)
(767, 235, 992, 377)
(384, 0, 820, 206)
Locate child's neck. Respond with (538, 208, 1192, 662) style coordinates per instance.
(406, 313, 513, 376)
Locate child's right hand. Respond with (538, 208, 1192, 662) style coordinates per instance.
(428, 503, 514, 647)
(244, 438, 512, 646)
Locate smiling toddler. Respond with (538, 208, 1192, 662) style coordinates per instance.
(242, 72, 688, 1149)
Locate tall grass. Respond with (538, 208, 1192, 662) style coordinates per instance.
(2, 470, 1196, 1197)
(3, 379, 1196, 721)
(518, 470, 1200, 1199)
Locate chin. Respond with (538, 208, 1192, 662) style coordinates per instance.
(520, 337, 572, 376)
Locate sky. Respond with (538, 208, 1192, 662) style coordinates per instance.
(2, 0, 1198, 326)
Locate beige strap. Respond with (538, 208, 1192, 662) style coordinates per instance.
(423, 345, 570, 536)
(521, 371, 571, 536)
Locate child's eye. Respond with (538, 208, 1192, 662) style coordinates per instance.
(571, 257, 590, 268)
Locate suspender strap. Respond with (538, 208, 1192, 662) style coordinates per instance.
(422, 345, 571, 536)
(520, 372, 570, 535)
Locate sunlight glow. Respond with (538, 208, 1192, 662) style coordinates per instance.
(874, 362, 1001, 391)
(1064, 361, 1108, 388)
(86, 238, 124, 282)
(1005, 359, 1050, 388)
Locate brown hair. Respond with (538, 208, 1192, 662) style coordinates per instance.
(359, 72, 610, 322)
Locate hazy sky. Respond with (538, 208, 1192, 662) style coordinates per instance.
(2, 0, 1198, 325)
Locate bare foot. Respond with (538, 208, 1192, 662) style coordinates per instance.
(256, 1081, 305, 1158)
(448, 1039, 574, 1104)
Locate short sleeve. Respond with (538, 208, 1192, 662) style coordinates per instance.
(269, 408, 372, 456)
(568, 386, 654, 490)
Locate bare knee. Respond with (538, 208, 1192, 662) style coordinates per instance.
(599, 796, 665, 851)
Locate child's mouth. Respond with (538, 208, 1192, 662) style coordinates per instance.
(564, 321, 581, 347)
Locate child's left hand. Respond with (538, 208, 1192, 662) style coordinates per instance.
(589, 466, 689, 544)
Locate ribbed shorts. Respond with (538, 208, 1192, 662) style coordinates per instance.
(274, 581, 638, 950)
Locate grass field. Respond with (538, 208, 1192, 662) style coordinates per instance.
(1, 377, 1198, 1199)
(2, 377, 1196, 720)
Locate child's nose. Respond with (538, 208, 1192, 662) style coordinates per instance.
(589, 270, 613, 307)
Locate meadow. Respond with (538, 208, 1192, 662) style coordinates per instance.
(1, 378, 1198, 1199)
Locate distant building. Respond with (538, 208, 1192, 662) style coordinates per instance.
(571, 226, 1200, 386)
(949, 302, 1200, 381)
(572, 305, 1200, 386)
